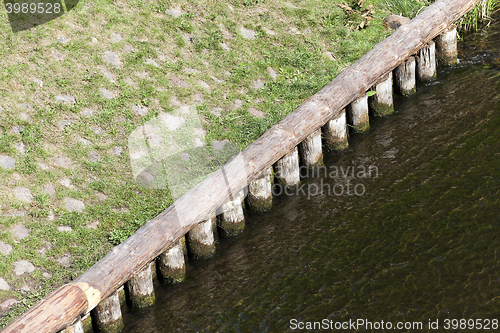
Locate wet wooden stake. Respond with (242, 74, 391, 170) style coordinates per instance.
(158, 241, 186, 283)
(246, 167, 273, 212)
(187, 216, 216, 259)
(322, 109, 349, 150)
(91, 290, 124, 333)
(217, 190, 246, 237)
(416, 41, 437, 82)
(126, 262, 155, 308)
(394, 56, 416, 96)
(435, 24, 458, 65)
(299, 129, 323, 166)
(274, 146, 300, 186)
(347, 94, 369, 132)
(59, 319, 84, 333)
(369, 72, 394, 116)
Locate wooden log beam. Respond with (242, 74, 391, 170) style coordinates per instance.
(0, 0, 481, 332)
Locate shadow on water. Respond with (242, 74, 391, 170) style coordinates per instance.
(121, 17, 500, 333)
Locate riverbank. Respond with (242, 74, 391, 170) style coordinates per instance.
(0, 0, 460, 327)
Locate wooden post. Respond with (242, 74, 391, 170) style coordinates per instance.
(394, 56, 416, 96)
(157, 241, 185, 283)
(187, 217, 216, 259)
(81, 313, 93, 333)
(347, 94, 369, 132)
(274, 146, 300, 187)
(322, 109, 348, 150)
(369, 72, 394, 116)
(59, 320, 84, 333)
(91, 290, 124, 333)
(246, 167, 273, 212)
(416, 41, 437, 82)
(299, 129, 323, 166)
(435, 24, 458, 65)
(217, 190, 246, 237)
(125, 262, 155, 308)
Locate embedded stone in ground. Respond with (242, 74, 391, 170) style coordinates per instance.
(94, 127, 106, 135)
(88, 151, 101, 162)
(144, 58, 159, 67)
(193, 94, 204, 104)
(0, 278, 10, 291)
(220, 42, 230, 52)
(0, 155, 16, 169)
(100, 68, 115, 82)
(197, 80, 210, 91)
(60, 178, 74, 189)
(86, 221, 100, 229)
(11, 126, 24, 133)
(132, 105, 149, 116)
(77, 137, 91, 146)
(64, 198, 85, 212)
(211, 107, 222, 117)
(323, 51, 337, 61)
(53, 156, 73, 169)
(55, 95, 76, 104)
(99, 88, 115, 100)
(58, 119, 73, 129)
(233, 99, 243, 109)
(11, 225, 29, 239)
(38, 162, 50, 170)
(112, 146, 123, 156)
(249, 107, 266, 119)
(212, 140, 227, 151)
(19, 112, 30, 121)
(42, 272, 51, 279)
(43, 183, 55, 197)
(0, 241, 13, 256)
(14, 187, 33, 203)
(13, 260, 35, 275)
(170, 76, 187, 87)
(211, 76, 224, 84)
(33, 78, 43, 87)
(0, 299, 17, 311)
(53, 51, 64, 61)
(91, 37, 98, 43)
(267, 67, 277, 80)
(252, 80, 265, 90)
(167, 8, 182, 17)
(111, 33, 122, 41)
(14, 142, 26, 154)
(183, 68, 199, 75)
(262, 27, 276, 36)
(123, 45, 135, 53)
(240, 27, 256, 40)
(96, 193, 108, 201)
(80, 108, 95, 117)
(104, 51, 121, 67)
(58, 35, 68, 43)
(57, 226, 73, 232)
(57, 255, 71, 267)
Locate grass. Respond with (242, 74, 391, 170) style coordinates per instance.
(0, 0, 492, 329)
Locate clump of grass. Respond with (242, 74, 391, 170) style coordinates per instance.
(458, 0, 500, 32)
(382, 0, 429, 18)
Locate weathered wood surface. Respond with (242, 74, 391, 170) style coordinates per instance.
(299, 129, 323, 166)
(347, 95, 370, 132)
(394, 56, 416, 95)
(369, 72, 394, 116)
(158, 241, 186, 283)
(274, 146, 300, 186)
(322, 109, 349, 150)
(435, 24, 458, 65)
(126, 262, 155, 308)
(1, 0, 481, 332)
(246, 167, 273, 212)
(187, 217, 216, 259)
(416, 41, 437, 81)
(91, 290, 123, 333)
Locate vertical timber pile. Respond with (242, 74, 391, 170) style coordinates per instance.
(217, 190, 246, 237)
(299, 129, 323, 166)
(158, 241, 186, 283)
(322, 109, 349, 150)
(246, 167, 273, 212)
(187, 217, 216, 259)
(347, 95, 369, 132)
(125, 262, 155, 308)
(394, 56, 416, 95)
(416, 41, 437, 81)
(274, 146, 300, 187)
(91, 291, 124, 333)
(435, 24, 458, 65)
(369, 73, 394, 116)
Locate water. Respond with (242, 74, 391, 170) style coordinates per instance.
(121, 21, 500, 333)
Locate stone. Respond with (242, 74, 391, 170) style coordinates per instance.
(167, 8, 182, 17)
(210, 76, 224, 84)
(252, 80, 265, 90)
(211, 107, 223, 117)
(14, 187, 33, 203)
(111, 33, 122, 41)
(249, 107, 265, 119)
(220, 42, 230, 52)
(53, 156, 73, 169)
(132, 105, 148, 116)
(33, 78, 43, 87)
(91, 37, 98, 43)
(94, 127, 106, 135)
(57, 255, 71, 267)
(169, 76, 187, 87)
(55, 95, 76, 104)
(58, 119, 73, 129)
(104, 51, 121, 67)
(43, 183, 55, 197)
(64, 198, 85, 212)
(212, 140, 227, 151)
(42, 272, 51, 279)
(267, 67, 277, 80)
(13, 260, 35, 275)
(11, 126, 24, 133)
(144, 58, 159, 67)
(112, 146, 123, 156)
(0, 155, 16, 169)
(88, 151, 101, 162)
(99, 88, 115, 100)
(123, 45, 135, 53)
(87, 221, 100, 229)
(53, 51, 64, 61)
(0, 278, 10, 291)
(96, 192, 108, 201)
(262, 27, 276, 36)
(38, 162, 50, 170)
(12, 225, 29, 239)
(183, 68, 199, 75)
(58, 226, 73, 232)
(240, 27, 256, 40)
(80, 108, 95, 117)
(197, 80, 210, 90)
(100, 68, 115, 82)
(60, 178, 74, 188)
(135, 71, 150, 79)
(383, 14, 410, 30)
(77, 137, 91, 146)
(323, 51, 337, 61)
(58, 35, 68, 43)
(0, 241, 12, 256)
(233, 99, 243, 109)
(0, 299, 17, 311)
(19, 112, 30, 121)
(14, 142, 26, 154)
(193, 94, 204, 104)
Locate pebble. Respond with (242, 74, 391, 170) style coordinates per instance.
(57, 255, 71, 267)
(86, 221, 100, 229)
(212, 140, 227, 151)
(57, 226, 73, 232)
(96, 193, 108, 201)
(58, 119, 73, 129)
(112, 146, 123, 156)
(60, 178, 74, 189)
(13, 260, 35, 276)
(132, 105, 148, 116)
(123, 45, 135, 53)
(88, 151, 101, 162)
(14, 187, 33, 203)
(64, 198, 85, 212)
(220, 42, 230, 52)
(53, 51, 64, 61)
(77, 137, 91, 146)
(58, 35, 68, 43)
(94, 127, 106, 135)
(55, 95, 76, 104)
(249, 107, 266, 118)
(0, 299, 17, 312)
(233, 99, 243, 109)
(267, 67, 277, 80)
(240, 27, 256, 40)
(144, 58, 159, 67)
(193, 94, 204, 104)
(103, 51, 121, 67)
(100, 68, 115, 82)
(0, 278, 10, 291)
(19, 112, 30, 121)
(262, 27, 276, 36)
(42, 183, 55, 197)
(53, 155, 74, 169)
(99, 88, 115, 100)
(0, 241, 13, 256)
(324, 51, 337, 61)
(14, 142, 26, 154)
(80, 108, 95, 117)
(211, 107, 223, 117)
(169, 76, 187, 87)
(111, 33, 122, 41)
(252, 80, 265, 90)
(167, 8, 182, 17)
(42, 272, 51, 279)
(33, 78, 43, 87)
(11, 225, 29, 239)
(0, 155, 16, 169)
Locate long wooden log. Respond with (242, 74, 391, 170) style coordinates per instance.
(0, 0, 480, 332)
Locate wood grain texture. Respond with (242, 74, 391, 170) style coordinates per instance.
(1, 0, 481, 332)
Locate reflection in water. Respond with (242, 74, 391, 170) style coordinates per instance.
(122, 18, 500, 333)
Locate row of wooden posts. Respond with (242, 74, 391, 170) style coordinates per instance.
(58, 24, 459, 333)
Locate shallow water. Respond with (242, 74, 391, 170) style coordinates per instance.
(121, 20, 500, 333)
